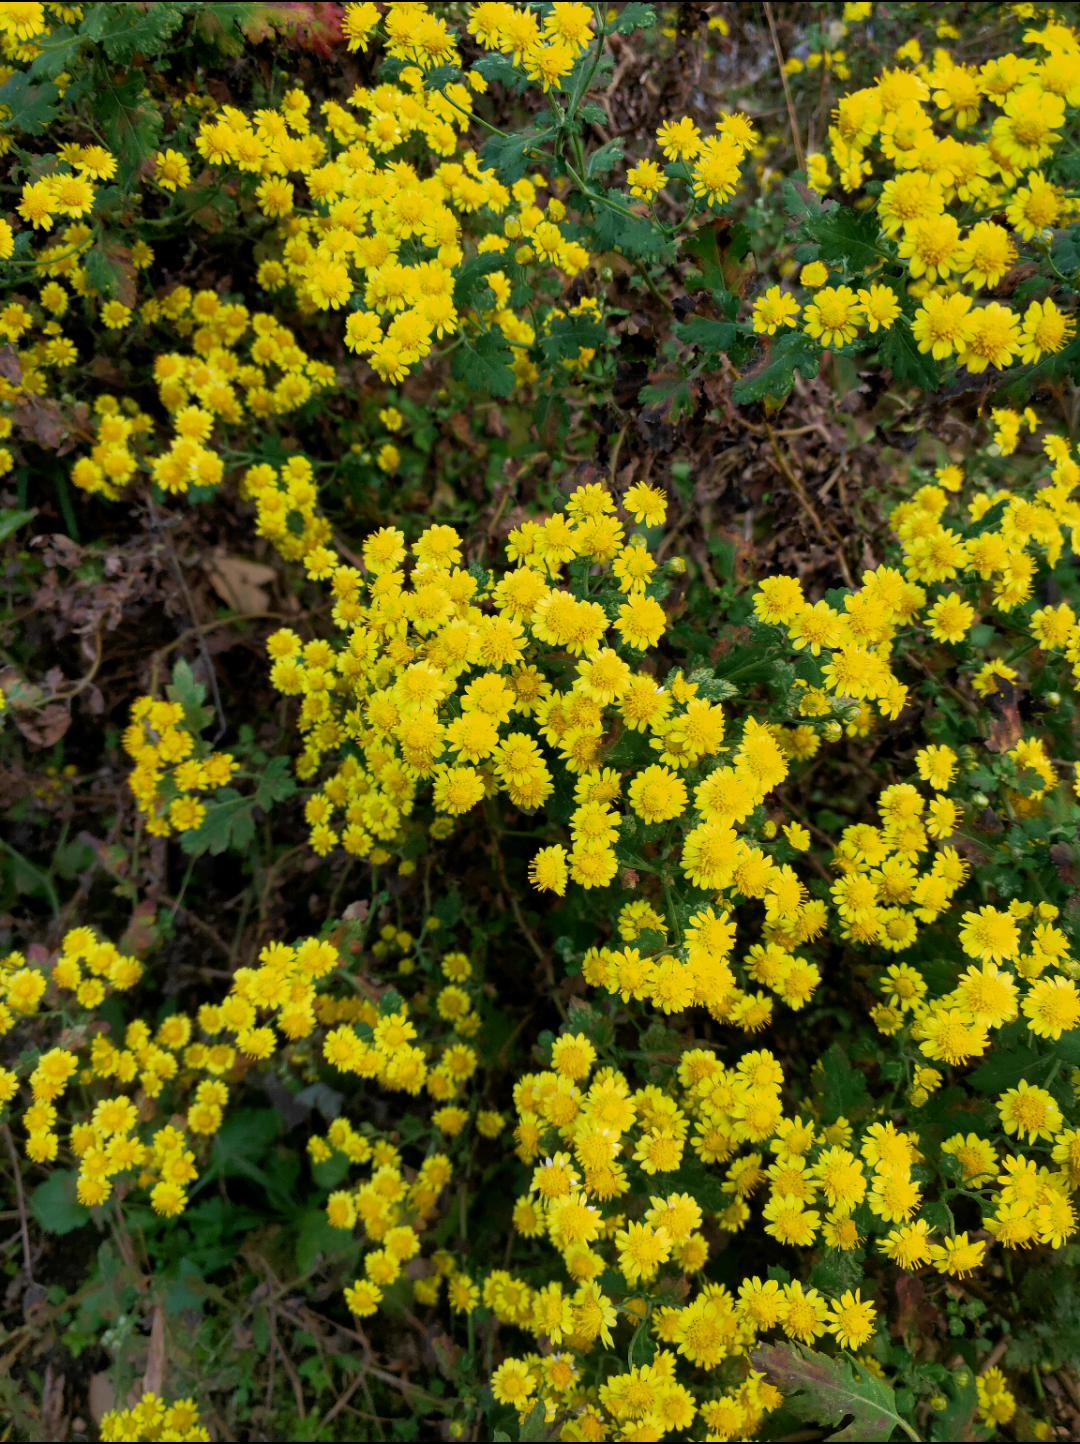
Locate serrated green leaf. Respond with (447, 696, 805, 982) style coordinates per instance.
(589, 190, 667, 259)
(254, 755, 297, 809)
(294, 1207, 345, 1275)
(818, 1044, 871, 1123)
(480, 128, 547, 183)
(968, 1043, 1045, 1094)
(683, 225, 728, 294)
(880, 323, 940, 390)
(206, 1108, 282, 1182)
(805, 206, 884, 272)
(166, 658, 213, 732)
(810, 1247, 866, 1298)
(451, 330, 515, 398)
(752, 1344, 910, 1442)
(518, 1402, 549, 1443)
(421, 62, 462, 92)
(782, 178, 821, 223)
(1051, 224, 1080, 282)
(94, 71, 163, 182)
(80, 2, 187, 62)
(473, 52, 529, 91)
(539, 316, 607, 363)
(0, 73, 59, 135)
(27, 26, 84, 79)
(180, 793, 256, 857)
(733, 332, 820, 404)
(586, 138, 624, 179)
(453, 252, 522, 308)
(638, 370, 697, 421)
(674, 317, 737, 353)
(83, 245, 124, 300)
(613, 2, 656, 33)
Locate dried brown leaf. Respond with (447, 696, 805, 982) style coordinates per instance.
(205, 551, 277, 614)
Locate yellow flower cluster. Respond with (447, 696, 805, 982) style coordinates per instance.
(0, 220, 112, 478)
(124, 695, 238, 837)
(0, 928, 212, 1210)
(464, 2, 596, 93)
(483, 1036, 889, 1436)
(265, 480, 693, 862)
(629, 109, 754, 212)
(99, 1393, 209, 1443)
(242, 455, 334, 565)
(978, 1367, 1018, 1429)
(15, 142, 114, 230)
(333, 1140, 455, 1320)
(579, 884, 820, 1029)
(71, 289, 334, 499)
(755, 413, 1080, 723)
(187, 7, 589, 385)
(755, 18, 1078, 370)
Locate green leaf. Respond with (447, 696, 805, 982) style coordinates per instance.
(805, 206, 883, 272)
(782, 178, 821, 224)
(733, 332, 820, 404)
(579, 101, 607, 125)
(294, 1207, 346, 1275)
(83, 245, 125, 300)
(180, 793, 256, 857)
(539, 316, 607, 363)
(207, 1108, 282, 1182)
(0, 73, 59, 135)
(27, 26, 84, 79)
(638, 370, 697, 421)
(810, 1247, 866, 1297)
(1051, 223, 1080, 282)
(473, 52, 529, 91)
(93, 71, 163, 182)
(683, 226, 729, 295)
(453, 251, 521, 308)
(928, 1370, 978, 1443)
(80, 2, 187, 61)
(817, 1044, 871, 1123)
(0, 508, 36, 543)
(480, 129, 545, 183)
(586, 139, 624, 180)
(30, 1171, 91, 1235)
(421, 62, 462, 92)
(752, 1343, 911, 1442)
(588, 191, 666, 259)
(968, 1043, 1044, 1094)
(613, 2, 656, 33)
(166, 658, 213, 732)
(254, 755, 297, 809)
(518, 1402, 549, 1442)
(880, 323, 939, 390)
(451, 331, 515, 399)
(674, 317, 737, 353)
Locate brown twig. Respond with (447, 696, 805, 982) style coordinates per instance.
(763, 3, 806, 171)
(2, 1124, 33, 1283)
(765, 425, 855, 588)
(147, 493, 226, 738)
(51, 624, 104, 702)
(157, 895, 235, 965)
(317, 1372, 372, 1433)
